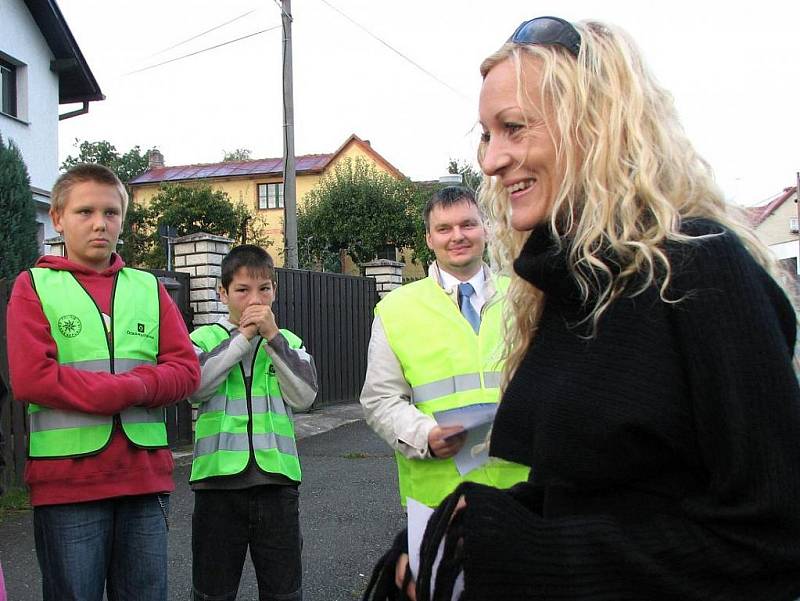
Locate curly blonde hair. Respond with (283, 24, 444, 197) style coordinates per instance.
(479, 20, 793, 384)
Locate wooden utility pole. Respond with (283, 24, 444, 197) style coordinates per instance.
(282, 0, 298, 268)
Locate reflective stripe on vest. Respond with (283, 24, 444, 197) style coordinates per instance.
(194, 431, 298, 458)
(201, 394, 293, 418)
(27, 268, 165, 458)
(411, 371, 502, 404)
(376, 275, 529, 506)
(189, 324, 303, 483)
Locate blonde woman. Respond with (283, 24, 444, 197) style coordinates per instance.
(364, 16, 800, 601)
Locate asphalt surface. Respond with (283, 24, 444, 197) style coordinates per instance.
(0, 408, 406, 601)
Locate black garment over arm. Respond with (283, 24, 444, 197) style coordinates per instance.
(456, 220, 800, 600)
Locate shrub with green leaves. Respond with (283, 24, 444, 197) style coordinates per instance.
(0, 134, 40, 280)
(298, 157, 418, 270)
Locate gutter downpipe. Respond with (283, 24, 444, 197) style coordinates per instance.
(58, 102, 89, 121)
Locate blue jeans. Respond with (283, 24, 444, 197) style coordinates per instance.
(33, 494, 170, 601)
(192, 485, 302, 601)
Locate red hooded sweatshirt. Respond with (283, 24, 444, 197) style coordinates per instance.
(6, 254, 200, 506)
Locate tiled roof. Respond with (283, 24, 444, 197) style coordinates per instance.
(129, 134, 405, 186)
(745, 186, 797, 227)
(129, 154, 333, 185)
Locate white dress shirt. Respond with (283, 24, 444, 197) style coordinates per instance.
(437, 266, 487, 316)
(359, 262, 500, 459)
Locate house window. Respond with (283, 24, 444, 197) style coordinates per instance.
(258, 183, 284, 209)
(0, 59, 17, 117)
(790, 218, 799, 233)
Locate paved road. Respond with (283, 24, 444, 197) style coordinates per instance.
(0, 420, 406, 600)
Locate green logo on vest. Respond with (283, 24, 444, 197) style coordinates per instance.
(126, 322, 154, 340)
(57, 314, 82, 338)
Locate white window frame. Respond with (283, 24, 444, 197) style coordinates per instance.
(258, 183, 284, 209)
(0, 58, 17, 118)
(790, 218, 799, 233)
(0, 52, 27, 122)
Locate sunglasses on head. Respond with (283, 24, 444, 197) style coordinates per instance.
(508, 16, 581, 57)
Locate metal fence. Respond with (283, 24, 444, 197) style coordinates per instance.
(150, 269, 195, 450)
(0, 279, 24, 492)
(273, 267, 378, 406)
(0, 268, 378, 490)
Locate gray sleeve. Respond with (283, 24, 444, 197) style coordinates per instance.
(359, 316, 436, 459)
(264, 333, 318, 412)
(189, 332, 251, 404)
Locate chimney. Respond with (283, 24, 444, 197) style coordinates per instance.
(148, 149, 165, 169)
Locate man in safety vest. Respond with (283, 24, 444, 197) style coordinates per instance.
(188, 244, 317, 601)
(360, 186, 529, 508)
(7, 164, 200, 601)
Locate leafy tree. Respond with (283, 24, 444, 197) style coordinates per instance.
(122, 200, 152, 268)
(447, 158, 483, 193)
(61, 139, 151, 183)
(298, 157, 417, 272)
(241, 212, 275, 251)
(140, 184, 250, 268)
(61, 139, 154, 265)
(0, 135, 40, 279)
(407, 180, 439, 269)
(60, 141, 265, 269)
(222, 148, 252, 162)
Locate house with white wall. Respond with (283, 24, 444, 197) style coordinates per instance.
(0, 0, 103, 252)
(747, 186, 799, 275)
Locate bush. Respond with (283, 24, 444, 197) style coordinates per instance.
(138, 183, 251, 268)
(0, 135, 40, 280)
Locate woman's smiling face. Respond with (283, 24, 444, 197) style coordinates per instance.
(479, 56, 563, 232)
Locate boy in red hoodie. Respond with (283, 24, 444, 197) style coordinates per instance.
(6, 164, 200, 601)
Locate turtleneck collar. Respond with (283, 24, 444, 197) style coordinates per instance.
(512, 224, 582, 303)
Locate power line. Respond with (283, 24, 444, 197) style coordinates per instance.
(145, 8, 259, 58)
(315, 0, 469, 102)
(271, 0, 293, 21)
(124, 25, 281, 75)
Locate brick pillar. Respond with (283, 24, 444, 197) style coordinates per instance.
(362, 259, 404, 298)
(45, 236, 124, 258)
(172, 232, 233, 327)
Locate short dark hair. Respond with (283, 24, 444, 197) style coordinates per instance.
(423, 186, 479, 231)
(220, 244, 275, 290)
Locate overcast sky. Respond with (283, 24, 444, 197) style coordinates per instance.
(56, 0, 799, 206)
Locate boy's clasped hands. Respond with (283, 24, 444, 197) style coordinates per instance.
(238, 304, 280, 341)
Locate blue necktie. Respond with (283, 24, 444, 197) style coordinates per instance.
(458, 282, 481, 334)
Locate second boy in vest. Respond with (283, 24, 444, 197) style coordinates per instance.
(360, 186, 529, 508)
(7, 164, 200, 601)
(189, 245, 317, 601)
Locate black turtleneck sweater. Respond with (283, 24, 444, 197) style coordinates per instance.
(454, 219, 800, 600)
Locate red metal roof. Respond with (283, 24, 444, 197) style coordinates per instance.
(745, 186, 797, 227)
(129, 153, 332, 185)
(129, 134, 406, 187)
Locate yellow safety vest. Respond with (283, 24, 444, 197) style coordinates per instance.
(189, 325, 303, 483)
(376, 275, 529, 506)
(27, 268, 166, 458)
